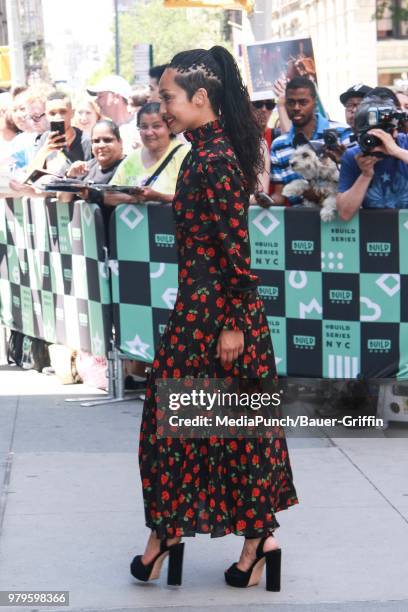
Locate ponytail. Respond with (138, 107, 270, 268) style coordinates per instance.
(208, 46, 263, 192)
(169, 47, 263, 192)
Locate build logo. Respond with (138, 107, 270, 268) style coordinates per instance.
(79, 313, 89, 328)
(367, 339, 391, 353)
(63, 268, 72, 281)
(258, 286, 279, 300)
(155, 233, 175, 247)
(291, 240, 314, 255)
(366, 242, 391, 256)
(329, 289, 353, 304)
(293, 334, 316, 349)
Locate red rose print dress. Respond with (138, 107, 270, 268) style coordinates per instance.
(138, 119, 298, 538)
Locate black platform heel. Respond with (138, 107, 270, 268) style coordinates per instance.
(224, 536, 281, 591)
(130, 539, 185, 585)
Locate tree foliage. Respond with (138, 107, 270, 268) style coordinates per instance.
(92, 0, 230, 84)
(375, 0, 408, 22)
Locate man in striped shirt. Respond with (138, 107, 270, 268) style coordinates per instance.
(269, 76, 349, 206)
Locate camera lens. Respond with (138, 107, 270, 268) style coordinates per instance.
(358, 132, 381, 152)
(323, 129, 339, 149)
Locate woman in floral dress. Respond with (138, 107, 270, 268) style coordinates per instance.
(130, 47, 298, 591)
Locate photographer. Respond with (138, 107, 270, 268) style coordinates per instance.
(336, 96, 408, 221)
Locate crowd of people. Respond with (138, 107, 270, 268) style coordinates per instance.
(1, 63, 407, 222)
(2, 47, 407, 592)
(252, 78, 408, 216)
(0, 65, 178, 208)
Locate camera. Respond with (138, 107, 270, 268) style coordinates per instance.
(323, 129, 340, 149)
(358, 131, 385, 153)
(354, 101, 408, 153)
(364, 106, 407, 128)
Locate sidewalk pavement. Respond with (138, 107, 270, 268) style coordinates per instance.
(0, 365, 408, 612)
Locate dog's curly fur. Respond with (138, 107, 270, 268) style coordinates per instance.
(282, 144, 339, 221)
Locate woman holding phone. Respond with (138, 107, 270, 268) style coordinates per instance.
(58, 119, 125, 231)
(103, 101, 190, 206)
(131, 47, 298, 591)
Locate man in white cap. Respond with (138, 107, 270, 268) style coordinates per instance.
(87, 75, 136, 153)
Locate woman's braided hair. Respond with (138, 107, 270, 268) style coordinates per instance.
(169, 46, 263, 192)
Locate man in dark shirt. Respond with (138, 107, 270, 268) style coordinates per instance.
(35, 91, 92, 175)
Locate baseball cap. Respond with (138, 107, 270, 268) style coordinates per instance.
(366, 86, 400, 107)
(250, 91, 275, 103)
(339, 84, 373, 106)
(87, 75, 132, 99)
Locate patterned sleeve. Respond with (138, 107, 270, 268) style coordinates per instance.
(204, 157, 259, 332)
(270, 141, 285, 184)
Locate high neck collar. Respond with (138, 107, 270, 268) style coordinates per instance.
(184, 119, 224, 145)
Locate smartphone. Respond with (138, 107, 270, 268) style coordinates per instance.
(50, 120, 66, 137)
(256, 192, 275, 207)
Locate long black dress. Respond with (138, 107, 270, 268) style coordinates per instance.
(138, 119, 298, 538)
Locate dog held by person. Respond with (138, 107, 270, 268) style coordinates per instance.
(282, 143, 339, 221)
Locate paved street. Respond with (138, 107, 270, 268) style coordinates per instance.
(0, 365, 408, 612)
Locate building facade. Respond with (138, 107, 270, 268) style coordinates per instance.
(0, 1, 7, 46)
(18, 0, 47, 80)
(0, 0, 46, 84)
(249, 0, 408, 119)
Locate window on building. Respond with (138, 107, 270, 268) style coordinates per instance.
(377, 0, 408, 39)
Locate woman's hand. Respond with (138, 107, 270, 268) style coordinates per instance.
(66, 161, 88, 178)
(103, 191, 143, 206)
(216, 329, 244, 367)
(9, 179, 36, 197)
(138, 187, 172, 203)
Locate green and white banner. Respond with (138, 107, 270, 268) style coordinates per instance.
(0, 197, 111, 356)
(110, 204, 408, 380)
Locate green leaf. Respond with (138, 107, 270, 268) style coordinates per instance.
(92, 0, 232, 83)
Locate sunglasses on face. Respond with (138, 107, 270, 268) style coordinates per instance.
(30, 113, 46, 122)
(92, 137, 116, 144)
(253, 100, 275, 110)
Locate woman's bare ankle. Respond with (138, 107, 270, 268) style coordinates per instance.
(263, 534, 280, 552)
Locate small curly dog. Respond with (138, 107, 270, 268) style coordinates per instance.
(282, 144, 339, 221)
